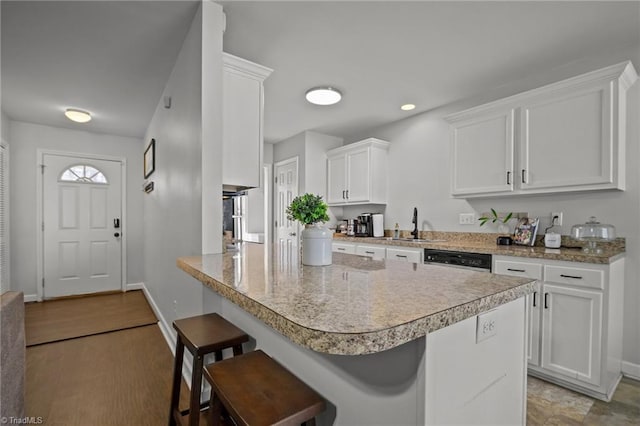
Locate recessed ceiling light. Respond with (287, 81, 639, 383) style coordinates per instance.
(400, 104, 416, 111)
(305, 87, 342, 106)
(64, 108, 92, 123)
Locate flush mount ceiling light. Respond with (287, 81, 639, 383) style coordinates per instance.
(64, 108, 92, 123)
(400, 104, 416, 111)
(305, 87, 342, 106)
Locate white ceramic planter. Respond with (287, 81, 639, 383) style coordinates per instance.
(302, 224, 332, 266)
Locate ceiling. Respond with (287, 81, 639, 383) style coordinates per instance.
(2, 1, 639, 143)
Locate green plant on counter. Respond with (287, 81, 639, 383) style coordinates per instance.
(286, 193, 330, 225)
(479, 208, 513, 226)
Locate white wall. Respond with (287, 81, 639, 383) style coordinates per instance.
(8, 121, 144, 297)
(1, 111, 10, 294)
(142, 2, 224, 327)
(346, 50, 640, 366)
(1, 111, 10, 143)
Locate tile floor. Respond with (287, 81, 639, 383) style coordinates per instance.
(527, 376, 640, 425)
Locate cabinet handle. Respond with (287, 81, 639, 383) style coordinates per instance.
(507, 171, 511, 185)
(346, 190, 349, 199)
(532, 291, 537, 307)
(342, 190, 346, 199)
(544, 292, 549, 309)
(396, 254, 408, 258)
(521, 169, 526, 183)
(337, 248, 345, 251)
(507, 268, 526, 273)
(365, 251, 375, 254)
(560, 274, 583, 280)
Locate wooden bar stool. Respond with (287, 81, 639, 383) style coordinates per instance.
(169, 313, 249, 426)
(203, 350, 326, 426)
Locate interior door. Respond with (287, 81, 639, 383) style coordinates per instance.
(274, 158, 298, 250)
(43, 154, 122, 298)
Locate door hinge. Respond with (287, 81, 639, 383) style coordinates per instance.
(275, 220, 278, 228)
(42, 278, 45, 288)
(40, 164, 45, 174)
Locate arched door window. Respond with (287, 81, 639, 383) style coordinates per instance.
(59, 164, 108, 184)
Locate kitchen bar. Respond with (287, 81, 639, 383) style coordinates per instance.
(178, 243, 535, 424)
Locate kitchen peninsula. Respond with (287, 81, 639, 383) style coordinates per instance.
(178, 243, 535, 425)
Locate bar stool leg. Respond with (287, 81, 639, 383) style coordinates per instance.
(168, 337, 185, 426)
(208, 392, 223, 426)
(189, 354, 204, 426)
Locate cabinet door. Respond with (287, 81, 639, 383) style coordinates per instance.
(327, 155, 347, 204)
(332, 242, 356, 254)
(450, 109, 514, 196)
(356, 244, 386, 259)
(520, 83, 614, 192)
(386, 247, 422, 263)
(494, 260, 542, 366)
(346, 148, 370, 202)
(223, 69, 262, 188)
(541, 283, 603, 386)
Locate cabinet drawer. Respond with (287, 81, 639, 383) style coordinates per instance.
(356, 245, 386, 259)
(544, 265, 604, 290)
(386, 247, 422, 263)
(332, 242, 356, 254)
(494, 260, 542, 279)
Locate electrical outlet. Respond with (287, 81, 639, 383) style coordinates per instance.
(551, 212, 563, 226)
(459, 213, 475, 225)
(476, 309, 498, 343)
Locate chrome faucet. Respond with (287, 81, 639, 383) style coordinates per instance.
(411, 207, 418, 239)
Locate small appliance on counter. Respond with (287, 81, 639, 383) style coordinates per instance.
(356, 214, 372, 236)
(345, 219, 357, 236)
(571, 216, 616, 254)
(372, 214, 384, 237)
(544, 232, 562, 249)
(496, 236, 513, 246)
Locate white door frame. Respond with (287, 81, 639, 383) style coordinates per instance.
(273, 156, 299, 247)
(36, 149, 127, 301)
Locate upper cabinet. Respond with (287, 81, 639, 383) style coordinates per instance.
(222, 53, 273, 190)
(326, 138, 390, 205)
(446, 61, 638, 198)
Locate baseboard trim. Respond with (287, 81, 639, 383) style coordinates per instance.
(126, 282, 144, 291)
(622, 361, 640, 380)
(24, 294, 38, 303)
(139, 283, 194, 389)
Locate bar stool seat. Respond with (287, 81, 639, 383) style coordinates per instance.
(169, 313, 249, 426)
(204, 350, 326, 426)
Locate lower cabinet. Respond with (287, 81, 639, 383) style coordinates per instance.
(331, 241, 423, 263)
(493, 256, 624, 401)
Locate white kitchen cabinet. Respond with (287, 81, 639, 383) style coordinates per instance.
(332, 241, 356, 254)
(493, 255, 625, 401)
(541, 283, 603, 386)
(326, 138, 390, 205)
(449, 108, 515, 196)
(222, 53, 273, 190)
(386, 247, 422, 263)
(447, 61, 637, 198)
(355, 244, 386, 259)
(494, 259, 542, 366)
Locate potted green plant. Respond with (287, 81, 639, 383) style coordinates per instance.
(286, 193, 332, 265)
(479, 209, 513, 234)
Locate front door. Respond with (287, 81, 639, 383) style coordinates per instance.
(274, 158, 299, 250)
(43, 154, 122, 298)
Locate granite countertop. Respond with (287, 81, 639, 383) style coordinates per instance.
(333, 232, 625, 264)
(177, 243, 535, 356)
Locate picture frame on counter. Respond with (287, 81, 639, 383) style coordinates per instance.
(144, 138, 155, 179)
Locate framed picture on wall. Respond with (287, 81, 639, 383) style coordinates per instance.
(144, 138, 155, 179)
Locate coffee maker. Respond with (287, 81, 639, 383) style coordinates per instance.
(355, 214, 373, 236)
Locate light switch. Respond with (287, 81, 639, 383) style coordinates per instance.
(476, 309, 498, 343)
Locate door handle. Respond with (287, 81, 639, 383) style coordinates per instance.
(289, 232, 296, 236)
(521, 169, 527, 183)
(114, 232, 120, 238)
(507, 171, 511, 185)
(114, 218, 120, 228)
(532, 291, 537, 307)
(544, 292, 549, 309)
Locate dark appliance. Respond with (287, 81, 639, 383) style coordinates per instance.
(356, 214, 373, 236)
(423, 249, 492, 272)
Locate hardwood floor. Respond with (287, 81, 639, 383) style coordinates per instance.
(25, 290, 157, 346)
(26, 324, 190, 426)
